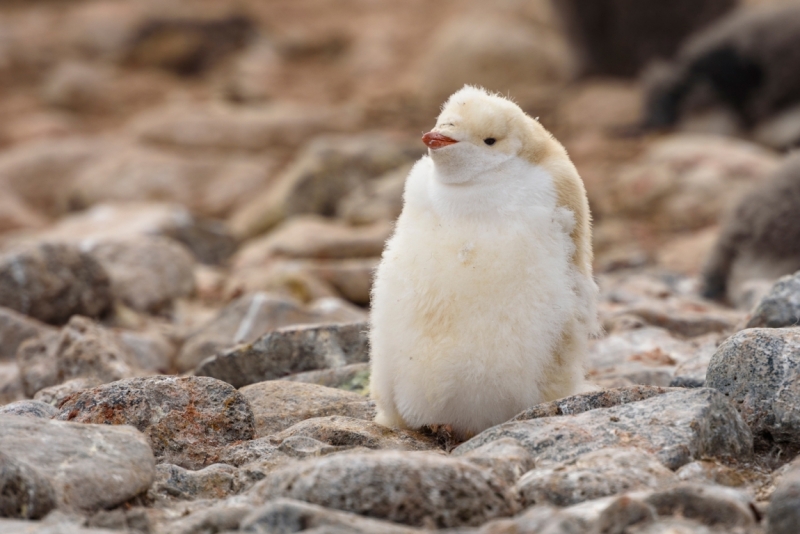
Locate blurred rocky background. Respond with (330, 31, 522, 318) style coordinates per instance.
(3, 0, 800, 533)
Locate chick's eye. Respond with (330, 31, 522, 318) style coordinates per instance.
(484, 138, 496, 146)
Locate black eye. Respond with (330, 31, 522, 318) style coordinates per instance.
(484, 138, 496, 146)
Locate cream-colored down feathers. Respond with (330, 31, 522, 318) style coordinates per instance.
(369, 86, 598, 439)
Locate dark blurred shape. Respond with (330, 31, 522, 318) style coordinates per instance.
(125, 15, 257, 76)
(554, 0, 735, 77)
(702, 153, 800, 305)
(644, 5, 800, 133)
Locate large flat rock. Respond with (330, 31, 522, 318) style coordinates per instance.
(0, 415, 155, 512)
(454, 388, 753, 470)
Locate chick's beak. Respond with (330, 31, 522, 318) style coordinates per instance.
(422, 131, 458, 149)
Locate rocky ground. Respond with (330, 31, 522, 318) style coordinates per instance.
(2, 0, 800, 533)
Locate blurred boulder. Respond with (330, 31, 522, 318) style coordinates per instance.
(68, 145, 273, 218)
(125, 15, 256, 76)
(87, 237, 196, 314)
(337, 163, 408, 224)
(600, 134, 779, 231)
(0, 307, 54, 361)
(0, 192, 46, 234)
(176, 292, 364, 372)
(222, 38, 281, 103)
(0, 450, 57, 519)
(229, 134, 421, 239)
(702, 154, 800, 306)
(41, 61, 111, 112)
(417, 11, 574, 106)
(25, 202, 236, 265)
(747, 271, 800, 328)
(643, 4, 800, 138)
(556, 0, 736, 77)
(0, 243, 112, 325)
(132, 102, 360, 153)
(17, 316, 143, 397)
(0, 399, 57, 419)
(769, 462, 800, 534)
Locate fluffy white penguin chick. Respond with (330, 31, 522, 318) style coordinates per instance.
(369, 86, 599, 440)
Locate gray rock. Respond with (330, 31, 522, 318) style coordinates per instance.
(33, 377, 101, 407)
(564, 484, 756, 532)
(512, 385, 670, 421)
(747, 272, 800, 328)
(474, 505, 584, 534)
(176, 292, 341, 372)
(283, 362, 370, 395)
(460, 438, 536, 486)
(706, 327, 800, 455)
(0, 519, 120, 534)
(56, 376, 255, 470)
(455, 388, 753, 470)
(0, 362, 23, 405)
(195, 322, 368, 388)
(217, 437, 290, 468)
(241, 498, 422, 533)
(0, 451, 56, 519)
(516, 448, 676, 507)
(0, 400, 57, 419)
(674, 460, 758, 488)
(0, 243, 112, 325)
(17, 316, 141, 397)
(240, 380, 374, 437)
(0, 307, 54, 361)
(768, 463, 800, 534)
(268, 416, 439, 452)
(252, 450, 518, 528)
(148, 463, 247, 501)
(0, 415, 155, 511)
(87, 237, 196, 314)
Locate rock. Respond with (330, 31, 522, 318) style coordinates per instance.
(0, 306, 54, 361)
(555, 0, 735, 76)
(599, 135, 779, 231)
(25, 202, 236, 265)
(176, 293, 364, 372)
(0, 363, 23, 405)
(229, 134, 420, 238)
(0, 451, 56, 519)
(0, 400, 57, 419)
(216, 437, 290, 470)
(768, 463, 800, 534)
(223, 39, 280, 104)
(240, 498, 422, 534)
(512, 385, 669, 421)
(564, 484, 757, 531)
(240, 380, 374, 437)
(68, 145, 273, 218)
(455, 388, 753, 470)
(41, 61, 110, 111)
(56, 376, 255, 470)
(233, 216, 391, 264)
(747, 271, 800, 328)
(115, 329, 175, 374)
(460, 438, 537, 486)
(124, 15, 255, 75)
(283, 362, 370, 395)
(0, 243, 112, 325)
(0, 415, 155, 511)
(225, 260, 341, 304)
(706, 327, 800, 456)
(303, 258, 378, 305)
(0, 137, 110, 216)
(675, 460, 754, 488)
(132, 102, 358, 154)
(268, 416, 437, 452)
(33, 377, 102, 407)
(195, 322, 369, 388)
(148, 463, 247, 502)
(0, 191, 46, 234)
(87, 237, 196, 314)
(337, 164, 408, 225)
(515, 447, 676, 507)
(252, 450, 517, 528)
(486, 508, 586, 534)
(17, 316, 142, 397)
(417, 11, 573, 106)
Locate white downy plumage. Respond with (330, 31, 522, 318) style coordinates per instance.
(369, 86, 599, 439)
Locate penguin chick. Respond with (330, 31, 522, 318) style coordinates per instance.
(369, 86, 599, 440)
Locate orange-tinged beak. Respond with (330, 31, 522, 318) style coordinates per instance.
(422, 131, 458, 149)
